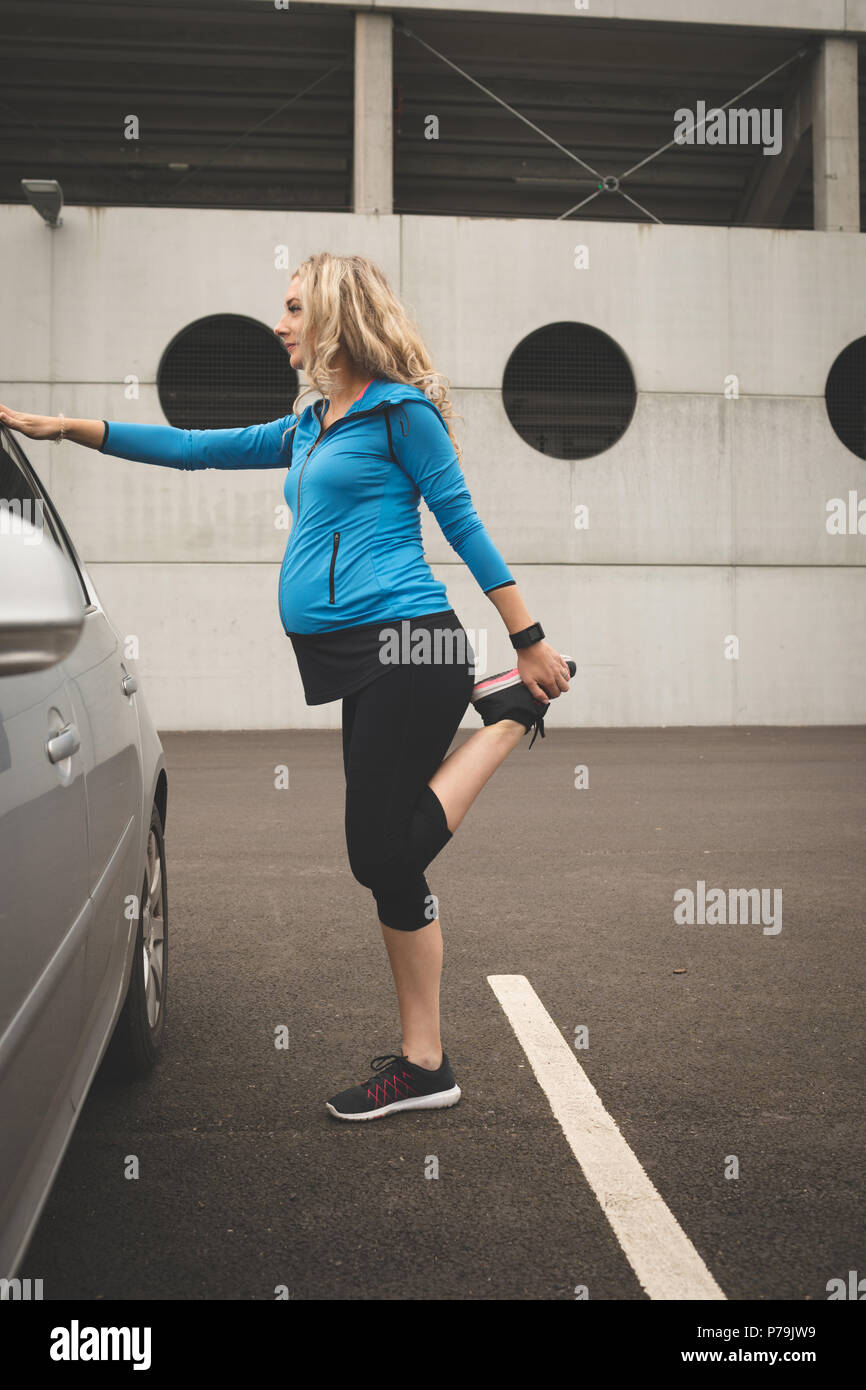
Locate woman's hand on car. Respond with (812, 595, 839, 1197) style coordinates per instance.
(0, 406, 60, 440)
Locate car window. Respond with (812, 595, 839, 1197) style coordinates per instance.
(0, 437, 52, 525)
(0, 432, 91, 608)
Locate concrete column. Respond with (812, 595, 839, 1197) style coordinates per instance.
(812, 37, 860, 232)
(353, 12, 393, 214)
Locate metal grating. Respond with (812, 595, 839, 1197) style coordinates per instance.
(825, 337, 866, 462)
(502, 322, 637, 459)
(157, 314, 298, 429)
(6, 2, 861, 228)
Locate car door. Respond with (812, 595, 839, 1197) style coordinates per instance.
(0, 440, 91, 1274)
(8, 435, 143, 1039)
(62, 606, 142, 1035)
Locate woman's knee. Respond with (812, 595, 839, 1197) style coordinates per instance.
(348, 856, 434, 931)
(405, 784, 452, 864)
(347, 845, 415, 895)
(376, 887, 438, 932)
(347, 786, 451, 890)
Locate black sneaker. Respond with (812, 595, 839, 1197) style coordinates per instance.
(471, 657, 577, 749)
(325, 1052, 461, 1121)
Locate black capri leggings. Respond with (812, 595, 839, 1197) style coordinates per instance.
(341, 611, 476, 931)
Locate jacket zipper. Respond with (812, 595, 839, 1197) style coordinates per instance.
(329, 530, 341, 604)
(277, 396, 403, 633)
(277, 405, 327, 632)
(295, 402, 327, 522)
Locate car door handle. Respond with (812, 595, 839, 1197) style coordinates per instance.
(46, 722, 81, 764)
(121, 673, 138, 696)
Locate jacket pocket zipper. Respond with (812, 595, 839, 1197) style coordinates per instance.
(329, 530, 341, 604)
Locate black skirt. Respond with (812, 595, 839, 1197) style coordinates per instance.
(288, 609, 476, 705)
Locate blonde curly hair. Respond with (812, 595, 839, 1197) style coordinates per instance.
(289, 251, 464, 463)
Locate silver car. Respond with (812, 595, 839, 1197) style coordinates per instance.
(0, 423, 168, 1281)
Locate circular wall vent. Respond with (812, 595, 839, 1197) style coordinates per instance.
(158, 314, 297, 429)
(502, 321, 637, 459)
(825, 337, 866, 461)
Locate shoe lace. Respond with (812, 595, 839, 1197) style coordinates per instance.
(527, 712, 546, 750)
(368, 1053, 407, 1077)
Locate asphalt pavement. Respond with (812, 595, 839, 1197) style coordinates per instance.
(20, 725, 865, 1300)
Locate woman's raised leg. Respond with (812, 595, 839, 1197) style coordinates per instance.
(427, 718, 526, 833)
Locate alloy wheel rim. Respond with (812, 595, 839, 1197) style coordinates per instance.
(141, 827, 165, 1028)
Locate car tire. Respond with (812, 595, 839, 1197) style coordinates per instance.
(105, 801, 168, 1078)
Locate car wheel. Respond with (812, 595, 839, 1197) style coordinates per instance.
(106, 801, 168, 1077)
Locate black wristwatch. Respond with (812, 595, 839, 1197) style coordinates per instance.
(509, 621, 545, 650)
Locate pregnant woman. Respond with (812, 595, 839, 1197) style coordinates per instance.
(0, 251, 575, 1121)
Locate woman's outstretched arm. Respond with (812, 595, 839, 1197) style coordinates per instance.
(0, 408, 104, 448)
(0, 406, 296, 470)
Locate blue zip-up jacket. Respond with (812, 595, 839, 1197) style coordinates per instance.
(99, 377, 515, 634)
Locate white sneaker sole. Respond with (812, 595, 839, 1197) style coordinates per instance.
(325, 1084, 461, 1121)
(472, 668, 522, 701)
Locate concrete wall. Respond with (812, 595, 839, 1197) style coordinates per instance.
(2, 203, 864, 727)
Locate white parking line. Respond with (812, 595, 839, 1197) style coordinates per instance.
(487, 974, 726, 1301)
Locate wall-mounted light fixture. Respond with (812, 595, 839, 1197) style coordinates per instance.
(20, 179, 63, 227)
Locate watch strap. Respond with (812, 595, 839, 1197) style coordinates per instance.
(509, 622, 545, 650)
